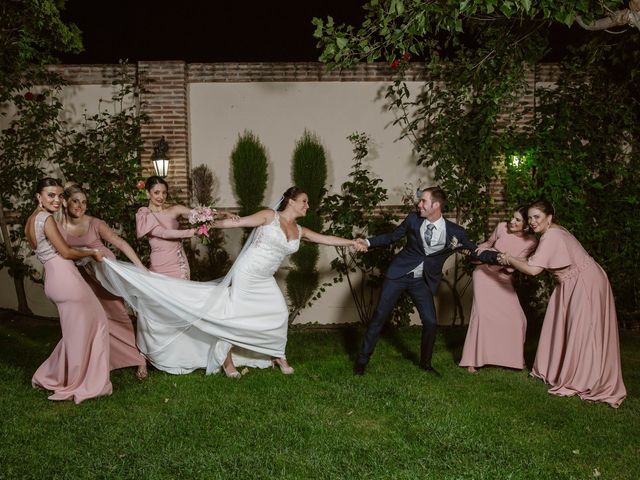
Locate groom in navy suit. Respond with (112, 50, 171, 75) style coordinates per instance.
(354, 187, 497, 375)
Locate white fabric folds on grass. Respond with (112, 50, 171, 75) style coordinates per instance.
(92, 210, 297, 375)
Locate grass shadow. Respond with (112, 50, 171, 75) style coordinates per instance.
(440, 325, 466, 364)
(381, 325, 420, 365)
(0, 314, 60, 383)
(338, 324, 361, 361)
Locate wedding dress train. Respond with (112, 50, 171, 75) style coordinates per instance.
(93, 211, 300, 375)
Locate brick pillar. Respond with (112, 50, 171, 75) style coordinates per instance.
(138, 61, 190, 205)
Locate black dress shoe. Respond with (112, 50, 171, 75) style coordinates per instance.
(420, 365, 442, 377)
(353, 362, 367, 376)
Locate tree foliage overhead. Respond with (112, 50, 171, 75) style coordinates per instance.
(313, 0, 639, 68)
(314, 1, 640, 324)
(0, 0, 82, 100)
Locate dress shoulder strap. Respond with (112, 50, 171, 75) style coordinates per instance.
(35, 211, 51, 237)
(271, 209, 280, 226)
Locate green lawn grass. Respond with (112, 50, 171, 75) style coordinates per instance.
(1, 314, 638, 479)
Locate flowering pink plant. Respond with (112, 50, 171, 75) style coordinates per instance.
(188, 206, 217, 244)
(135, 180, 147, 203)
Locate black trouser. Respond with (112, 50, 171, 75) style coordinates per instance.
(357, 274, 437, 367)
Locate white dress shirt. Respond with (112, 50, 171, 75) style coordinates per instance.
(410, 215, 446, 277)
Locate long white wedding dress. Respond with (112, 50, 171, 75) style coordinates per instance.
(93, 211, 301, 375)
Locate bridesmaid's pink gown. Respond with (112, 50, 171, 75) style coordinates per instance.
(460, 222, 538, 370)
(529, 227, 626, 408)
(136, 207, 191, 279)
(62, 218, 146, 370)
(31, 212, 112, 404)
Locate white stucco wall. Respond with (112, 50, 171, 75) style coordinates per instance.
(188, 81, 470, 325)
(189, 81, 430, 206)
(1, 79, 472, 324)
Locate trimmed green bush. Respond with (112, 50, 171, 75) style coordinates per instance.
(286, 131, 327, 323)
(230, 131, 268, 218)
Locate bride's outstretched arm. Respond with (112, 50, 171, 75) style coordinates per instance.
(212, 209, 272, 229)
(301, 227, 364, 250)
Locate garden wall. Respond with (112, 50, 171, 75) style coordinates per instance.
(0, 61, 560, 324)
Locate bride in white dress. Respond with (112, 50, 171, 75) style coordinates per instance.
(94, 187, 364, 378)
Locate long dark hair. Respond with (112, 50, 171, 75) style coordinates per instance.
(35, 177, 62, 194)
(515, 205, 532, 234)
(277, 186, 307, 211)
(145, 175, 169, 191)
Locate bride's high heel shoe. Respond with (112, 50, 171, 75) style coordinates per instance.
(222, 363, 241, 379)
(272, 357, 294, 375)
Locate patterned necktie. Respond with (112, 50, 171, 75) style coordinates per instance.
(424, 223, 435, 246)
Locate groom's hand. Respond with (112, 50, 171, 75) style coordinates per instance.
(354, 238, 369, 252)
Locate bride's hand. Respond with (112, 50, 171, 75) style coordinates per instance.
(217, 211, 240, 222)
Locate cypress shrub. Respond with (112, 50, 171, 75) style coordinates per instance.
(286, 131, 327, 323)
(230, 130, 268, 217)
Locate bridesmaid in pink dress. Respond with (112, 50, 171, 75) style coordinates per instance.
(136, 176, 196, 279)
(459, 207, 537, 373)
(500, 200, 626, 408)
(26, 178, 112, 404)
(59, 183, 148, 380)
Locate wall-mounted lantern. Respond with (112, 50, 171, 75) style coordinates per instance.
(152, 136, 170, 177)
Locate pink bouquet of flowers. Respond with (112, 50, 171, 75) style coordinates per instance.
(188, 206, 217, 245)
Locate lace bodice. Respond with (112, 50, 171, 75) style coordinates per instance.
(34, 211, 59, 263)
(236, 211, 301, 277)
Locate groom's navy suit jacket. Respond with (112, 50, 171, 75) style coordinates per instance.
(368, 212, 497, 295)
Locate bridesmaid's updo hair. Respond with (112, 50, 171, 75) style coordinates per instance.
(35, 177, 62, 194)
(528, 199, 555, 222)
(278, 186, 307, 211)
(145, 175, 169, 192)
(515, 205, 532, 234)
(63, 181, 86, 199)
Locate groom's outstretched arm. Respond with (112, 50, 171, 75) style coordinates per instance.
(472, 249, 499, 264)
(367, 214, 411, 248)
(456, 228, 499, 265)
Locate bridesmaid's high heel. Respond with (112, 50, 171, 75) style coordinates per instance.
(272, 357, 294, 375)
(136, 364, 148, 380)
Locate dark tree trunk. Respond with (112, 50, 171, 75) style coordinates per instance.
(0, 200, 32, 314)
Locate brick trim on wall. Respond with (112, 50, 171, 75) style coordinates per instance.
(47, 64, 137, 85)
(187, 62, 429, 83)
(46, 61, 562, 222)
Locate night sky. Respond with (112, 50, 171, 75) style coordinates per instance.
(59, 0, 366, 64)
(58, 0, 583, 64)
